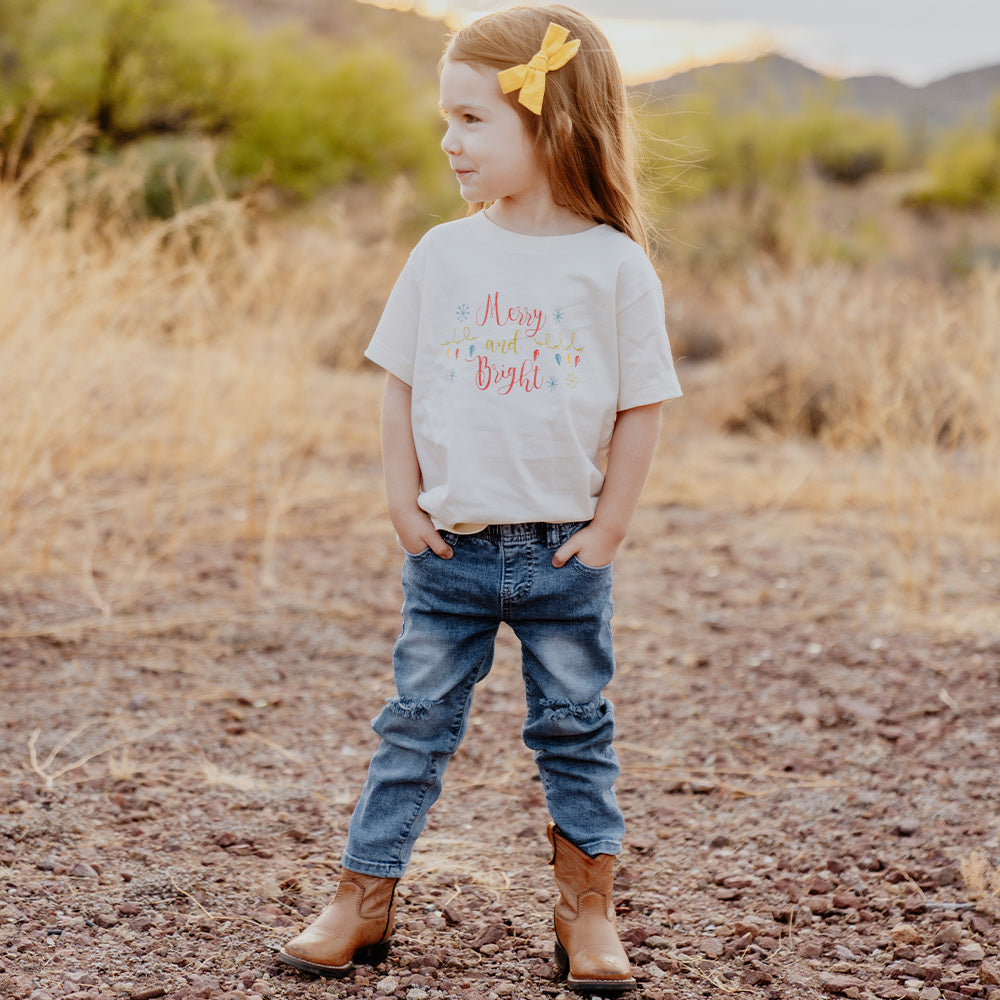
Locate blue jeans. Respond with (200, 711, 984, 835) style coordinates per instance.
(341, 521, 625, 878)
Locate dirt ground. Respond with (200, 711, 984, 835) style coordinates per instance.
(2, 457, 1000, 1000)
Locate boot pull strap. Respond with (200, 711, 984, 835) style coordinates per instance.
(547, 822, 567, 866)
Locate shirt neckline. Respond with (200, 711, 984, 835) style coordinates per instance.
(474, 210, 609, 250)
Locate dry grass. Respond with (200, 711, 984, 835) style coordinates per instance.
(2, 152, 999, 629)
(1, 153, 398, 611)
(25, 720, 167, 787)
(960, 850, 1000, 916)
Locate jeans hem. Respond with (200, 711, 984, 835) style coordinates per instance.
(574, 840, 622, 857)
(340, 852, 409, 879)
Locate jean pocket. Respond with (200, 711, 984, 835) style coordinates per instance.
(399, 542, 433, 558)
(568, 554, 614, 573)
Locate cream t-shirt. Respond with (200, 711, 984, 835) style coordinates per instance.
(364, 212, 682, 532)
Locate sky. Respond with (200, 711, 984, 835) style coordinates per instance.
(364, 0, 1000, 86)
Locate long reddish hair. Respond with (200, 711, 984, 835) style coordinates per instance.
(444, 4, 647, 249)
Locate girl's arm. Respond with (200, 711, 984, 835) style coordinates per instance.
(552, 401, 662, 568)
(381, 374, 453, 558)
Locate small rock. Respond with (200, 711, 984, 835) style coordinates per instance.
(890, 923, 922, 944)
(934, 922, 963, 944)
(471, 923, 506, 949)
(914, 960, 943, 982)
(872, 984, 908, 999)
(982, 961, 1000, 986)
(628, 834, 657, 852)
(807, 876, 834, 894)
(620, 927, 651, 946)
(832, 892, 864, 909)
(957, 941, 985, 963)
(69, 862, 100, 880)
(819, 972, 865, 996)
(698, 936, 724, 958)
(893, 818, 921, 837)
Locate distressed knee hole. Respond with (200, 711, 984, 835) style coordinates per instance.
(539, 696, 606, 723)
(386, 696, 436, 720)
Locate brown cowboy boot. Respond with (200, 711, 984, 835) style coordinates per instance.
(547, 823, 636, 995)
(277, 870, 398, 978)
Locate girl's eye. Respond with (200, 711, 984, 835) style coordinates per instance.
(463, 114, 480, 125)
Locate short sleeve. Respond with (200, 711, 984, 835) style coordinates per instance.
(363, 244, 426, 385)
(616, 260, 682, 411)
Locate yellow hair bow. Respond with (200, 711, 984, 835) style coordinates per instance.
(497, 22, 580, 115)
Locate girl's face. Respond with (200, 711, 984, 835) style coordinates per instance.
(439, 58, 550, 209)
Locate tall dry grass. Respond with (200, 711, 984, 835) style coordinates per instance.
(1, 148, 404, 617)
(2, 149, 999, 628)
(660, 255, 1000, 620)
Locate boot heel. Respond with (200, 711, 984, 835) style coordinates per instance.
(553, 938, 569, 975)
(353, 938, 391, 967)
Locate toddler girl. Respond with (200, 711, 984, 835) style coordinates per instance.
(278, 4, 681, 994)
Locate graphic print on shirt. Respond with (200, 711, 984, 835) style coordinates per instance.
(441, 291, 584, 396)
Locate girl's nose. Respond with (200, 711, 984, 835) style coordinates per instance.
(441, 124, 460, 156)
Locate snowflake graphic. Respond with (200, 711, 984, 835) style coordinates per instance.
(456, 304, 470, 322)
(566, 373, 580, 389)
(546, 376, 559, 391)
(448, 369, 458, 382)
(552, 308, 564, 324)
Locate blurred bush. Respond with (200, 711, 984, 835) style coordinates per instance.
(639, 94, 904, 209)
(220, 27, 442, 198)
(905, 99, 1000, 210)
(0, 0, 447, 211)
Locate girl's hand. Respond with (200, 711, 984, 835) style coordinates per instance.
(551, 523, 620, 570)
(393, 507, 453, 559)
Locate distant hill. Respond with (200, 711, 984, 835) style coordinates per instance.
(638, 53, 1000, 133)
(218, 1, 1000, 134)
(218, 0, 449, 77)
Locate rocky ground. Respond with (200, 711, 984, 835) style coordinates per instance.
(2, 492, 999, 1000)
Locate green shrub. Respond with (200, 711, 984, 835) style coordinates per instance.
(0, 0, 250, 144)
(0, 0, 447, 208)
(220, 28, 441, 198)
(907, 129, 1000, 210)
(639, 95, 902, 207)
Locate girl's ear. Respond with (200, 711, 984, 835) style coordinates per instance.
(557, 110, 573, 137)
